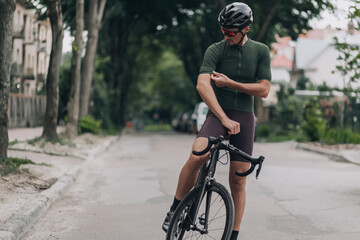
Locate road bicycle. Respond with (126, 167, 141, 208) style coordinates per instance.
(166, 135, 265, 240)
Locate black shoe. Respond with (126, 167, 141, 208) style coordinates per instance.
(162, 210, 174, 233)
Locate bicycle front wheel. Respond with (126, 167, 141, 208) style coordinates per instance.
(166, 182, 234, 240)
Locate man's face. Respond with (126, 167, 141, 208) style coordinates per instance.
(221, 27, 248, 46)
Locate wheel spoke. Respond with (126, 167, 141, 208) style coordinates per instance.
(208, 213, 227, 225)
(168, 184, 233, 240)
(208, 204, 225, 226)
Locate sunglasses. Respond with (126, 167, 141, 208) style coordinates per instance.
(221, 28, 241, 37)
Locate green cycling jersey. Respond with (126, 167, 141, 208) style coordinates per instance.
(199, 39, 272, 113)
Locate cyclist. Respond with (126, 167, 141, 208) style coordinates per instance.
(162, 2, 271, 239)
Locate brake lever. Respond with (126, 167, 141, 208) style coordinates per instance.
(255, 156, 265, 179)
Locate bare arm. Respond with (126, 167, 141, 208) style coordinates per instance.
(196, 74, 240, 135)
(211, 71, 271, 98)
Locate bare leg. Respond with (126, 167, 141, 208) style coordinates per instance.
(229, 161, 250, 231)
(174, 137, 209, 200)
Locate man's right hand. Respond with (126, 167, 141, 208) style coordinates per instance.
(221, 118, 240, 135)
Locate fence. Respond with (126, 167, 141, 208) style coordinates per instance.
(7, 93, 46, 128)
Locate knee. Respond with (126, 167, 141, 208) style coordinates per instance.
(187, 154, 208, 170)
(229, 176, 247, 193)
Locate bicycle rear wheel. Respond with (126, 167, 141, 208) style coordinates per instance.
(166, 182, 234, 240)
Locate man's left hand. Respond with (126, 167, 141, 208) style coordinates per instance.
(210, 71, 232, 87)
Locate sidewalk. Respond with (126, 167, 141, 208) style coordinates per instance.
(8, 127, 45, 142)
(297, 142, 360, 165)
(0, 127, 119, 240)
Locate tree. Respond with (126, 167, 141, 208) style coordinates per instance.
(0, 0, 15, 159)
(42, 0, 64, 140)
(127, 41, 197, 123)
(98, 0, 184, 127)
(65, 0, 84, 138)
(331, 0, 360, 141)
(64, 0, 336, 129)
(79, 0, 107, 117)
(333, 1, 360, 89)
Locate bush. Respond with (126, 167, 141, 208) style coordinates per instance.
(274, 84, 304, 130)
(256, 123, 272, 138)
(256, 123, 308, 142)
(302, 99, 327, 141)
(320, 128, 360, 144)
(78, 115, 102, 134)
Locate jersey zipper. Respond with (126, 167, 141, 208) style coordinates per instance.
(236, 46, 242, 106)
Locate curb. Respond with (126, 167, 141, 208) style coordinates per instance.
(296, 143, 359, 165)
(7, 147, 86, 160)
(0, 136, 119, 240)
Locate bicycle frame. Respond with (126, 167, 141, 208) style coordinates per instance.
(178, 135, 264, 234)
(189, 136, 264, 229)
(187, 143, 222, 231)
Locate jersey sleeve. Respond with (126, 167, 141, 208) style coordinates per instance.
(199, 44, 220, 74)
(256, 45, 272, 81)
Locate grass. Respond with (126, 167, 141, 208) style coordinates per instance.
(27, 136, 42, 146)
(27, 135, 76, 148)
(0, 157, 36, 176)
(0, 157, 53, 176)
(8, 139, 20, 146)
(144, 124, 172, 132)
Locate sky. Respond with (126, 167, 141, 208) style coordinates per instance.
(62, 0, 356, 53)
(309, 0, 355, 29)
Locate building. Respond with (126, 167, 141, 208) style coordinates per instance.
(269, 25, 360, 90)
(262, 36, 295, 108)
(291, 25, 360, 89)
(11, 0, 52, 96)
(270, 35, 294, 84)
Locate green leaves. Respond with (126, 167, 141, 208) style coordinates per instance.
(333, 0, 360, 85)
(302, 98, 327, 141)
(57, 0, 338, 128)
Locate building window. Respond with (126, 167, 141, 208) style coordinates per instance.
(16, 49, 20, 62)
(17, 11, 21, 32)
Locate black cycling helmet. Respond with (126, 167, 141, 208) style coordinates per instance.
(218, 2, 253, 30)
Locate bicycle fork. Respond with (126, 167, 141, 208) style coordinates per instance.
(187, 176, 216, 234)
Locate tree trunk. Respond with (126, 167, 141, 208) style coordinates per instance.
(253, 0, 282, 122)
(65, 0, 84, 139)
(42, 0, 64, 140)
(0, 0, 15, 159)
(255, 0, 282, 42)
(79, 0, 106, 117)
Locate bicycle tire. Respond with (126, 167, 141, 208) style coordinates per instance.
(166, 182, 234, 240)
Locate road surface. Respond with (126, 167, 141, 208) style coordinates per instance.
(21, 132, 360, 240)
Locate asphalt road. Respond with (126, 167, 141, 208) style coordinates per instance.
(21, 132, 360, 240)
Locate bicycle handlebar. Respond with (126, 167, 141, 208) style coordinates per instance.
(192, 136, 224, 156)
(192, 136, 265, 179)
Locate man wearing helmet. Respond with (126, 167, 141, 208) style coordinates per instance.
(163, 2, 271, 239)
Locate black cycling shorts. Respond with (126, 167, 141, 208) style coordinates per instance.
(197, 110, 255, 162)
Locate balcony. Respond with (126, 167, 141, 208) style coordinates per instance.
(24, 67, 35, 80)
(13, 30, 25, 39)
(11, 63, 24, 77)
